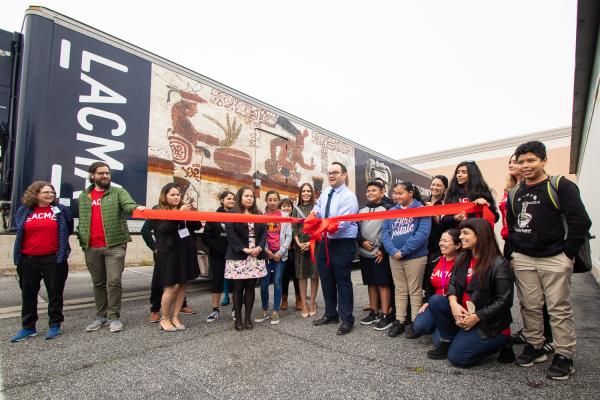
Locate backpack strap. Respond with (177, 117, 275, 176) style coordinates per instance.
(507, 185, 520, 217)
(547, 175, 562, 210)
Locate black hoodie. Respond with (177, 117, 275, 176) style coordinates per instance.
(506, 177, 591, 259)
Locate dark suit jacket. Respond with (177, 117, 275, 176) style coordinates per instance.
(224, 220, 267, 260)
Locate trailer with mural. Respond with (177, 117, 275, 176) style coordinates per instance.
(0, 7, 430, 229)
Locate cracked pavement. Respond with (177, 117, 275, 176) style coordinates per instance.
(0, 268, 599, 399)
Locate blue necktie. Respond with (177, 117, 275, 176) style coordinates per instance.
(324, 188, 334, 218)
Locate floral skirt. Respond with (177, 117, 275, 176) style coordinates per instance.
(225, 257, 267, 280)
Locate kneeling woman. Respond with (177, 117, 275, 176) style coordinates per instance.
(155, 183, 200, 332)
(406, 229, 461, 343)
(426, 218, 513, 368)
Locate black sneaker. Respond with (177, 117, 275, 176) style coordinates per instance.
(404, 323, 421, 339)
(387, 320, 405, 337)
(546, 354, 575, 380)
(373, 314, 394, 331)
(511, 329, 527, 345)
(359, 310, 380, 326)
(427, 341, 450, 360)
(515, 344, 548, 367)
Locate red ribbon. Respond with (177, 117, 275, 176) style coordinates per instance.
(301, 213, 340, 265)
(133, 202, 495, 266)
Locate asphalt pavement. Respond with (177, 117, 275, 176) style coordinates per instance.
(0, 268, 598, 400)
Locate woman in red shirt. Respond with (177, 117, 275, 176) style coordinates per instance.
(426, 218, 514, 368)
(406, 229, 461, 342)
(11, 181, 73, 342)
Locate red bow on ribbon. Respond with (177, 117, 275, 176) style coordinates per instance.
(301, 213, 340, 265)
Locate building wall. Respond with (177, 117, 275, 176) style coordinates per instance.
(575, 28, 600, 282)
(416, 144, 576, 205)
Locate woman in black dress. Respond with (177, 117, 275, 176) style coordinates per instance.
(155, 183, 200, 332)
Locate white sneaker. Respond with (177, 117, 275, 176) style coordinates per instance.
(86, 317, 109, 332)
(109, 320, 124, 333)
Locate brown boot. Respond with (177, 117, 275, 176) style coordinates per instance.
(295, 296, 303, 311)
(281, 295, 289, 311)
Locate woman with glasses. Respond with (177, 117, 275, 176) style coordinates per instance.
(440, 161, 499, 231)
(11, 181, 73, 342)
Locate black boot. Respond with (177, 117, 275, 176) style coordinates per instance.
(427, 341, 450, 360)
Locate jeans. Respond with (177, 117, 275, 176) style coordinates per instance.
(260, 259, 284, 311)
(17, 254, 68, 328)
(412, 306, 441, 348)
(318, 238, 356, 324)
(428, 295, 507, 368)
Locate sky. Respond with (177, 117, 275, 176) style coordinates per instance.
(1, 0, 577, 160)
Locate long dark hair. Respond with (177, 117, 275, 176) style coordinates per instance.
(446, 161, 493, 203)
(456, 218, 500, 285)
(394, 181, 424, 204)
(297, 182, 316, 206)
(234, 186, 261, 215)
(158, 183, 182, 210)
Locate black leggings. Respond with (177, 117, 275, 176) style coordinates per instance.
(233, 278, 256, 321)
(282, 250, 299, 297)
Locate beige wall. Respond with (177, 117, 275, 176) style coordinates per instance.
(421, 146, 576, 204)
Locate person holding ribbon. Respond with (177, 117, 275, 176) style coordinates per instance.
(153, 183, 200, 332)
(292, 183, 320, 318)
(426, 218, 514, 367)
(382, 181, 431, 338)
(225, 186, 267, 331)
(311, 162, 359, 336)
(255, 190, 292, 325)
(405, 229, 461, 341)
(425, 175, 448, 256)
(357, 180, 394, 331)
(202, 190, 236, 323)
(279, 198, 301, 312)
(11, 181, 73, 342)
(440, 161, 499, 230)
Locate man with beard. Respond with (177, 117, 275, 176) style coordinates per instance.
(78, 162, 145, 333)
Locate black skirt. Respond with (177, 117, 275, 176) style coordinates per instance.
(157, 234, 200, 287)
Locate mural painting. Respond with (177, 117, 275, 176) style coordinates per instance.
(147, 64, 355, 211)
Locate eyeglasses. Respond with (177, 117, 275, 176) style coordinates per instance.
(95, 172, 111, 176)
(39, 191, 56, 195)
(327, 171, 342, 177)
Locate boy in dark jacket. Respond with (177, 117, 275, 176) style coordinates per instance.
(508, 141, 591, 380)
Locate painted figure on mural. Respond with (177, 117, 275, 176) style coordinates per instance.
(265, 129, 316, 186)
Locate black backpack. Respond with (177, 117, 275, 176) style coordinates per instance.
(507, 176, 594, 273)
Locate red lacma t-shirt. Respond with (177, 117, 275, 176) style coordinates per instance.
(89, 188, 107, 248)
(266, 209, 282, 252)
(21, 206, 59, 256)
(430, 256, 455, 295)
(462, 257, 510, 336)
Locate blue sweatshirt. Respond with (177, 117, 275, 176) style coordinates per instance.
(382, 200, 431, 260)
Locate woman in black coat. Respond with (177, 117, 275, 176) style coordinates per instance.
(224, 186, 267, 331)
(154, 183, 200, 332)
(202, 190, 235, 323)
(426, 218, 514, 368)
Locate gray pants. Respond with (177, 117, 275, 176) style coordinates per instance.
(84, 244, 127, 320)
